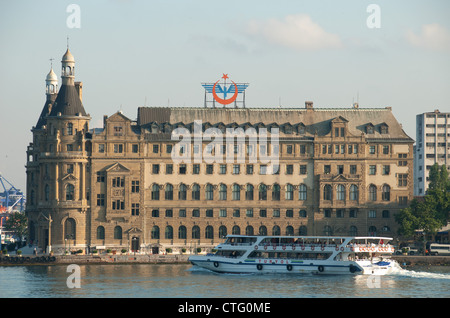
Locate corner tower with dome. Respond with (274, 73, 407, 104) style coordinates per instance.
(26, 48, 91, 253)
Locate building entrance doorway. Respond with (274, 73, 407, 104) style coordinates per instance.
(131, 236, 140, 252)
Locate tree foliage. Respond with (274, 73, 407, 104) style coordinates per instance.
(3, 212, 28, 242)
(396, 163, 450, 238)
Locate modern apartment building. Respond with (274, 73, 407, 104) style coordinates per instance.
(414, 110, 450, 195)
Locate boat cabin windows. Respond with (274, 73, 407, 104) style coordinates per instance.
(224, 236, 257, 245)
(215, 250, 245, 258)
(248, 251, 332, 260)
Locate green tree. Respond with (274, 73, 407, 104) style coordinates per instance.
(395, 163, 450, 250)
(4, 212, 28, 246)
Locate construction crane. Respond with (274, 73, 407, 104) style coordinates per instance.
(0, 173, 25, 213)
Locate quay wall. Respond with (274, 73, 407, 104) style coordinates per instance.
(0, 254, 190, 265)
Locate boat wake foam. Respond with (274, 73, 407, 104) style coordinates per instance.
(389, 262, 450, 280)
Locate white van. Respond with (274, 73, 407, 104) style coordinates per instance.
(429, 243, 450, 256)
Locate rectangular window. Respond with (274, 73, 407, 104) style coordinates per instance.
(166, 164, 173, 174)
(369, 145, 376, 154)
(383, 145, 390, 154)
(152, 209, 159, 217)
(324, 165, 331, 174)
(114, 126, 123, 136)
(153, 144, 159, 153)
(233, 209, 240, 217)
(286, 209, 293, 218)
(336, 209, 344, 218)
(219, 209, 227, 217)
(67, 164, 74, 174)
(259, 209, 267, 217)
(350, 165, 357, 174)
(286, 164, 293, 175)
(349, 209, 357, 218)
(398, 174, 408, 187)
(114, 144, 123, 153)
(369, 210, 377, 218)
(152, 164, 160, 174)
(260, 165, 267, 175)
(96, 172, 105, 183)
(206, 164, 214, 174)
(131, 180, 140, 193)
(192, 209, 200, 217)
(300, 145, 306, 154)
(219, 164, 227, 174)
(131, 203, 140, 216)
(299, 165, 307, 175)
(233, 164, 240, 175)
(166, 144, 173, 154)
(179, 209, 186, 217)
(96, 194, 105, 206)
(193, 164, 200, 174)
(98, 144, 105, 153)
(272, 209, 280, 218)
(324, 209, 331, 218)
(132, 144, 139, 153)
(179, 164, 186, 174)
(112, 177, 124, 187)
(369, 165, 376, 175)
(382, 165, 390, 175)
(246, 164, 254, 175)
(286, 145, 293, 154)
(246, 209, 253, 218)
(206, 209, 214, 217)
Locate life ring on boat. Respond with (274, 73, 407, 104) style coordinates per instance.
(213, 261, 219, 268)
(321, 246, 325, 251)
(318, 265, 324, 272)
(282, 245, 286, 250)
(254, 245, 258, 250)
(340, 247, 345, 251)
(257, 264, 263, 271)
(311, 246, 315, 251)
(301, 245, 305, 251)
(292, 245, 296, 250)
(264, 245, 268, 250)
(287, 264, 293, 271)
(273, 245, 277, 250)
(335, 246, 339, 251)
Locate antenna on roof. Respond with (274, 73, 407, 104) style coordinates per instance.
(67, 35, 70, 49)
(49, 58, 54, 68)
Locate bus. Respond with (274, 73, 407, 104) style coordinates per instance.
(428, 243, 450, 256)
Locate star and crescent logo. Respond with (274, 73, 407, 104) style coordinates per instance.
(202, 74, 249, 107)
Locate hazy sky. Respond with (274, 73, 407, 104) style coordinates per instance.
(0, 0, 449, 192)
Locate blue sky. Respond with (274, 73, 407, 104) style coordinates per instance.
(1, 0, 449, 191)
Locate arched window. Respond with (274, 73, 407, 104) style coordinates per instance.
(192, 226, 200, 239)
(219, 226, 227, 238)
(178, 183, 187, 200)
(151, 226, 160, 239)
(96, 226, 105, 240)
(219, 184, 227, 200)
(165, 226, 173, 239)
(245, 226, 254, 236)
(205, 183, 214, 200)
(285, 184, 293, 200)
(245, 184, 254, 200)
(232, 184, 240, 200)
(369, 184, 377, 201)
(368, 226, 377, 236)
(323, 225, 333, 236)
(299, 184, 307, 200)
(323, 184, 332, 200)
(349, 184, 359, 201)
(192, 184, 200, 200)
(349, 226, 358, 236)
(151, 184, 160, 200)
(259, 226, 267, 236)
(205, 226, 214, 239)
(232, 225, 240, 235)
(64, 218, 76, 239)
(66, 184, 74, 201)
(272, 225, 281, 236)
(286, 226, 294, 236)
(178, 226, 187, 239)
(337, 184, 345, 201)
(259, 184, 267, 200)
(382, 184, 390, 201)
(114, 226, 122, 239)
(272, 183, 280, 201)
(299, 225, 307, 236)
(165, 184, 173, 200)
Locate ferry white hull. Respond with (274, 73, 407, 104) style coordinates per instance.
(189, 256, 398, 275)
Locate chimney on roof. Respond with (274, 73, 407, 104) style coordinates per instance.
(75, 81, 83, 102)
(305, 101, 313, 110)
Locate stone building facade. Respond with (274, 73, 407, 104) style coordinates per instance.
(26, 48, 414, 254)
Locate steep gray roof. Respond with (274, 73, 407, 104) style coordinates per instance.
(35, 94, 57, 129)
(137, 106, 413, 141)
(49, 84, 87, 117)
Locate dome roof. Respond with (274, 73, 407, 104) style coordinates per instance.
(46, 68, 58, 82)
(62, 48, 75, 62)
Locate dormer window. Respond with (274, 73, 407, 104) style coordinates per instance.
(380, 123, 389, 134)
(366, 124, 375, 134)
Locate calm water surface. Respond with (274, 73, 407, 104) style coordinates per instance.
(0, 264, 449, 298)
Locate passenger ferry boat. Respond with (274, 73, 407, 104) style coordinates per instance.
(189, 235, 397, 275)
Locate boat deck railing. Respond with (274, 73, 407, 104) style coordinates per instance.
(220, 241, 393, 251)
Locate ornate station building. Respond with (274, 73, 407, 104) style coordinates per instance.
(26, 47, 414, 254)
